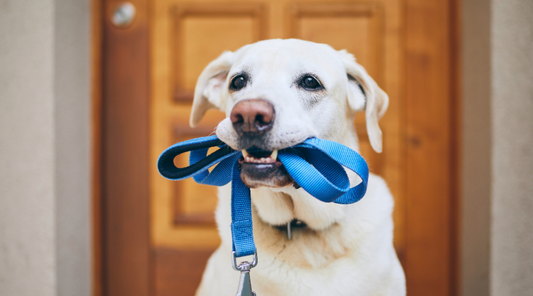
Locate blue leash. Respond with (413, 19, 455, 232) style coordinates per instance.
(157, 135, 369, 258)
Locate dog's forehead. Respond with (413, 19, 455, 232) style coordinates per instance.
(230, 39, 344, 77)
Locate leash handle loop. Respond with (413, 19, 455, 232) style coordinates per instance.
(157, 135, 239, 185)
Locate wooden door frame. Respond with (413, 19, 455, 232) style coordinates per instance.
(94, 0, 152, 295)
(92, 0, 461, 295)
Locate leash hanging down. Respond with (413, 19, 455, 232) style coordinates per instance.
(157, 135, 369, 258)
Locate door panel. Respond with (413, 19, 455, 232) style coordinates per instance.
(171, 4, 267, 102)
(150, 0, 403, 294)
(100, 0, 458, 295)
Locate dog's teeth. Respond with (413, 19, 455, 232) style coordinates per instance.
(242, 150, 279, 164)
(270, 149, 278, 160)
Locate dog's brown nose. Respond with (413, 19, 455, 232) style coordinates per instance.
(230, 99, 275, 136)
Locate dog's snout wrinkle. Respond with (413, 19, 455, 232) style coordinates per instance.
(230, 99, 275, 136)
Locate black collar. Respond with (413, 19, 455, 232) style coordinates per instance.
(273, 219, 307, 239)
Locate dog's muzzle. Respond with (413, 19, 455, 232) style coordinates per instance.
(230, 99, 293, 188)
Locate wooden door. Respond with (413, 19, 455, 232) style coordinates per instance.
(99, 0, 459, 295)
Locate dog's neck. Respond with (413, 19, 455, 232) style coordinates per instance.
(250, 191, 358, 269)
(272, 218, 308, 240)
(217, 171, 364, 268)
(251, 185, 348, 231)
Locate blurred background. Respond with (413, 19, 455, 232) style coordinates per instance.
(0, 0, 532, 295)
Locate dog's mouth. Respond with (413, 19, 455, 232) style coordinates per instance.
(238, 148, 293, 188)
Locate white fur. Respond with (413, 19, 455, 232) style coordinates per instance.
(190, 39, 405, 296)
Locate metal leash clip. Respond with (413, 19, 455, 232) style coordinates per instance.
(232, 251, 258, 296)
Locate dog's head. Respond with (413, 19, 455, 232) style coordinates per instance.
(190, 39, 388, 189)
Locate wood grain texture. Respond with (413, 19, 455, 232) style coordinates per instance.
(154, 248, 216, 296)
(171, 3, 267, 103)
(404, 0, 456, 295)
(102, 0, 151, 295)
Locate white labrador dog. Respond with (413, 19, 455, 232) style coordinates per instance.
(190, 39, 405, 296)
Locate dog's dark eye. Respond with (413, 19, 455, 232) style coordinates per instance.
(230, 75, 247, 91)
(300, 75, 323, 90)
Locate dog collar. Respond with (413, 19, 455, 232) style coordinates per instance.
(273, 219, 307, 240)
(158, 135, 369, 258)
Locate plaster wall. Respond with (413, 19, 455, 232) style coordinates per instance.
(0, 0, 91, 295)
(462, 0, 533, 295)
(491, 0, 533, 294)
(0, 1, 56, 295)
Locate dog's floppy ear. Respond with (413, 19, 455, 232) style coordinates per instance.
(190, 51, 234, 127)
(338, 50, 389, 153)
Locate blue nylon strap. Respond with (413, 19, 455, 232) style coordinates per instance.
(285, 138, 369, 204)
(157, 135, 369, 257)
(230, 162, 255, 256)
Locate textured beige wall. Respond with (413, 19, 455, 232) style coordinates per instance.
(491, 0, 533, 294)
(0, 0, 90, 295)
(54, 0, 91, 295)
(462, 0, 533, 295)
(0, 1, 56, 295)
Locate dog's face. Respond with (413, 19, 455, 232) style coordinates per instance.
(191, 39, 388, 189)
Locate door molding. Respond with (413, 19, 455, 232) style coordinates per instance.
(91, 0, 102, 294)
(97, 0, 152, 295)
(404, 0, 460, 294)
